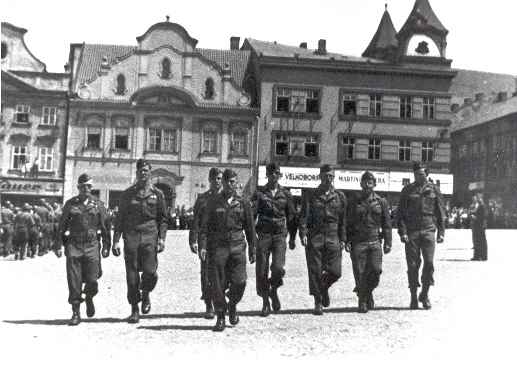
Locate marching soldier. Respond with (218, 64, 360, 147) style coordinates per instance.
(199, 169, 256, 332)
(346, 171, 392, 313)
(13, 203, 35, 260)
(1, 202, 15, 257)
(188, 167, 223, 319)
(33, 199, 51, 256)
(299, 165, 347, 315)
(28, 206, 41, 258)
(55, 173, 111, 326)
(398, 162, 445, 310)
(252, 162, 297, 316)
(112, 159, 168, 324)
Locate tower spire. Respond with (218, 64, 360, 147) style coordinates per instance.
(362, 5, 398, 60)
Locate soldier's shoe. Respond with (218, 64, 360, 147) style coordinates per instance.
(127, 305, 140, 324)
(14, 253, 19, 260)
(410, 296, 419, 309)
(228, 303, 239, 326)
(212, 313, 225, 332)
(313, 299, 323, 316)
(321, 288, 330, 308)
(85, 296, 95, 318)
(204, 301, 215, 320)
(69, 304, 81, 326)
(358, 300, 368, 313)
(269, 288, 281, 312)
(141, 291, 151, 315)
(367, 293, 375, 310)
(418, 293, 432, 310)
(261, 296, 271, 317)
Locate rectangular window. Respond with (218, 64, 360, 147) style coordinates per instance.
(41, 106, 57, 125)
(368, 138, 381, 160)
(341, 136, 355, 160)
(162, 129, 177, 152)
(231, 131, 248, 156)
(148, 128, 162, 151)
(15, 104, 30, 123)
(304, 135, 319, 157)
(400, 97, 412, 119)
(39, 147, 53, 171)
(114, 128, 129, 150)
(399, 140, 411, 161)
(275, 87, 320, 114)
(423, 97, 436, 120)
(275, 133, 289, 156)
(202, 130, 218, 154)
(422, 141, 435, 162)
(12, 145, 29, 169)
(274, 133, 319, 159)
(342, 95, 357, 116)
(86, 127, 101, 149)
(369, 94, 382, 117)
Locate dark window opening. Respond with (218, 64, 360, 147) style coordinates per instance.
(204, 78, 215, 99)
(369, 94, 382, 117)
(115, 74, 126, 95)
(275, 134, 288, 156)
(276, 96, 289, 112)
(368, 138, 381, 160)
(87, 128, 101, 149)
(161, 58, 171, 79)
(341, 136, 355, 160)
(400, 96, 412, 119)
(1, 42, 7, 59)
(306, 91, 319, 113)
(399, 140, 411, 161)
(114, 129, 129, 150)
(342, 96, 357, 116)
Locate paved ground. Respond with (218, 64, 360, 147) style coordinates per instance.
(0, 229, 515, 365)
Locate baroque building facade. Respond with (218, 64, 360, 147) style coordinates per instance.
(65, 20, 257, 209)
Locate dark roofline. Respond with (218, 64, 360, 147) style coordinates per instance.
(12, 70, 70, 78)
(362, 8, 398, 58)
(452, 110, 517, 134)
(399, 0, 448, 36)
(136, 22, 198, 47)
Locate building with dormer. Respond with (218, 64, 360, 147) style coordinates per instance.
(65, 19, 258, 209)
(1, 22, 69, 205)
(244, 0, 456, 202)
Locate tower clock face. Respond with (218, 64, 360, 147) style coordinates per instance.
(238, 94, 250, 106)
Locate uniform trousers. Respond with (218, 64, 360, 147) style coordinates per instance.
(351, 240, 383, 297)
(405, 229, 435, 288)
(255, 232, 286, 297)
(472, 227, 488, 260)
(65, 244, 100, 304)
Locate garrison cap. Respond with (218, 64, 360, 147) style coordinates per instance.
(77, 173, 93, 186)
(361, 171, 376, 183)
(208, 167, 222, 180)
(319, 164, 334, 174)
(412, 162, 427, 173)
(136, 158, 152, 170)
(223, 169, 238, 181)
(266, 162, 281, 175)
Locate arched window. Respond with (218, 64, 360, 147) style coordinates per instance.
(1, 42, 7, 59)
(161, 58, 171, 79)
(204, 78, 215, 99)
(115, 74, 126, 95)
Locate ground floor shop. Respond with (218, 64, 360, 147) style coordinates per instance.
(0, 176, 64, 206)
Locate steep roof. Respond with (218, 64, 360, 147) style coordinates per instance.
(400, 0, 448, 35)
(450, 69, 516, 105)
(362, 8, 398, 58)
(452, 96, 517, 132)
(74, 44, 250, 88)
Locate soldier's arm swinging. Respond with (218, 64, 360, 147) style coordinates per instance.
(55, 201, 71, 257)
(298, 192, 310, 247)
(98, 202, 111, 258)
(435, 187, 445, 243)
(188, 196, 202, 254)
(397, 188, 409, 243)
(338, 193, 347, 250)
(380, 198, 393, 254)
(112, 191, 126, 256)
(243, 199, 256, 264)
(155, 189, 168, 253)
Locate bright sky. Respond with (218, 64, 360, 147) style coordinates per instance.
(1, 0, 516, 75)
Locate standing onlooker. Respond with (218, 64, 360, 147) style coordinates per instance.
(470, 192, 488, 261)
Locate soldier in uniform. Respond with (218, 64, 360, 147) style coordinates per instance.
(299, 164, 347, 315)
(199, 169, 256, 332)
(188, 167, 223, 319)
(28, 205, 41, 258)
(251, 162, 297, 316)
(398, 162, 445, 310)
(13, 203, 35, 260)
(55, 173, 111, 326)
(346, 171, 392, 313)
(112, 159, 168, 324)
(33, 199, 51, 256)
(470, 192, 488, 261)
(0, 202, 15, 257)
(52, 202, 63, 249)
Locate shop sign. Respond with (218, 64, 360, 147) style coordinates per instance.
(0, 178, 63, 196)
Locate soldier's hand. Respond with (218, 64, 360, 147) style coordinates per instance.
(190, 242, 198, 254)
(112, 242, 121, 257)
(199, 248, 207, 261)
(157, 239, 165, 253)
(344, 242, 352, 253)
(301, 237, 308, 247)
(400, 235, 409, 244)
(249, 251, 256, 264)
(54, 248, 62, 258)
(289, 239, 296, 250)
(101, 246, 110, 258)
(437, 235, 444, 244)
(383, 244, 392, 254)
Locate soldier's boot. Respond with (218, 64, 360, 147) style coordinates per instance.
(69, 304, 81, 326)
(141, 291, 151, 315)
(367, 292, 375, 310)
(204, 300, 215, 319)
(410, 288, 419, 310)
(228, 303, 239, 326)
(212, 312, 225, 332)
(313, 297, 323, 316)
(260, 295, 271, 317)
(321, 287, 330, 308)
(85, 296, 95, 318)
(418, 285, 432, 310)
(127, 304, 140, 324)
(14, 251, 19, 260)
(269, 287, 281, 312)
(358, 291, 368, 313)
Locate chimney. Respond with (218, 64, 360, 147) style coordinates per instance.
(475, 92, 485, 102)
(230, 36, 240, 50)
(299, 42, 307, 49)
(315, 39, 326, 55)
(497, 91, 508, 102)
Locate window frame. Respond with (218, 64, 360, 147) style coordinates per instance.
(115, 74, 126, 96)
(86, 126, 102, 149)
(423, 97, 436, 120)
(15, 104, 30, 123)
(38, 147, 54, 172)
(341, 94, 357, 117)
(399, 140, 412, 161)
(368, 137, 382, 160)
(41, 106, 58, 125)
(400, 96, 412, 119)
(273, 86, 322, 117)
(421, 141, 435, 162)
(230, 129, 249, 157)
(114, 127, 130, 150)
(272, 131, 321, 161)
(11, 145, 29, 170)
(201, 128, 218, 154)
(369, 94, 383, 118)
(340, 136, 356, 160)
(160, 58, 172, 79)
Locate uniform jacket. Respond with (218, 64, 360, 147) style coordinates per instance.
(397, 181, 445, 237)
(1, 207, 14, 226)
(14, 211, 35, 234)
(299, 186, 347, 242)
(347, 192, 392, 246)
(471, 202, 487, 230)
(252, 184, 297, 237)
(58, 195, 111, 253)
(33, 205, 50, 224)
(189, 189, 219, 245)
(113, 183, 168, 242)
(199, 190, 256, 253)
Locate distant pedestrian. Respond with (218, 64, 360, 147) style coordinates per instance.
(470, 192, 488, 261)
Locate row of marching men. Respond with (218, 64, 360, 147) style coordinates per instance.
(54, 159, 444, 332)
(0, 199, 62, 260)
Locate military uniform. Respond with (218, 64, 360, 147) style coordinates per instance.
(29, 210, 41, 257)
(199, 190, 256, 316)
(347, 191, 392, 309)
(299, 186, 347, 308)
(113, 182, 168, 306)
(33, 203, 51, 255)
(471, 199, 488, 261)
(58, 195, 111, 305)
(0, 206, 14, 257)
(13, 206, 35, 260)
(252, 184, 297, 308)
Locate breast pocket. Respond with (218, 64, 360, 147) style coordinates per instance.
(370, 202, 382, 223)
(144, 196, 158, 216)
(422, 192, 436, 215)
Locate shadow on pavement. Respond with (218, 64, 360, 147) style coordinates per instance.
(438, 259, 473, 262)
(138, 324, 213, 331)
(4, 317, 126, 326)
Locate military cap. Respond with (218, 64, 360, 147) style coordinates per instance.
(412, 162, 427, 173)
(222, 169, 238, 181)
(320, 164, 334, 174)
(266, 162, 281, 175)
(361, 171, 376, 183)
(136, 158, 152, 170)
(23, 203, 32, 211)
(208, 167, 222, 180)
(77, 173, 93, 186)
